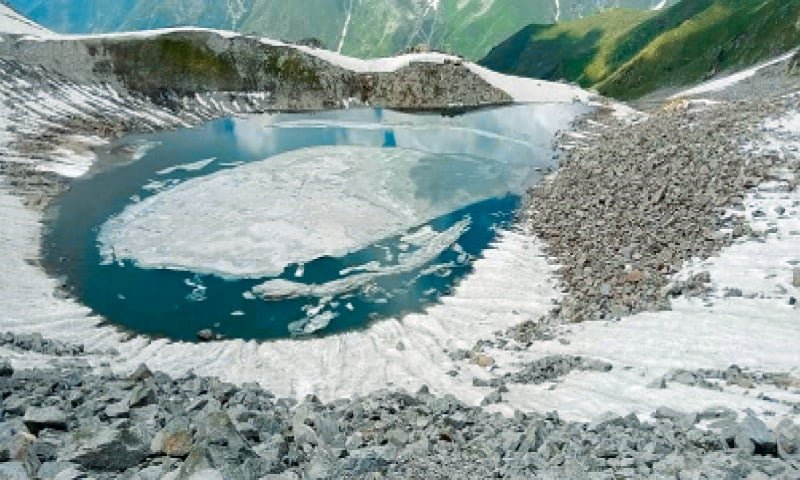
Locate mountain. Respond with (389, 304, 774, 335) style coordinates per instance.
(6, 0, 673, 59)
(481, 0, 800, 98)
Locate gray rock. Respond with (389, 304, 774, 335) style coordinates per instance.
(260, 473, 300, 480)
(304, 449, 336, 480)
(735, 411, 777, 455)
(480, 390, 503, 406)
(343, 446, 393, 475)
(775, 418, 800, 457)
(128, 364, 153, 382)
(127, 383, 156, 408)
(23, 407, 67, 434)
(186, 469, 224, 480)
(177, 411, 271, 480)
(150, 418, 192, 458)
(51, 467, 85, 480)
(653, 406, 697, 427)
(65, 425, 149, 471)
(723, 287, 743, 298)
(0, 462, 30, 480)
(105, 401, 130, 419)
(793, 268, 800, 288)
(504, 355, 612, 385)
(698, 406, 736, 421)
(0, 359, 12, 377)
(196, 330, 215, 342)
(36, 462, 77, 480)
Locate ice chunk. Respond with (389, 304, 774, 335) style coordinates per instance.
(156, 157, 216, 175)
(252, 217, 470, 299)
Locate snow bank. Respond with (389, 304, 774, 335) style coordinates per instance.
(478, 119, 800, 423)
(0, 5, 50, 36)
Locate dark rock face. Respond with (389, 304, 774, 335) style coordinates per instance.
(0, 359, 12, 377)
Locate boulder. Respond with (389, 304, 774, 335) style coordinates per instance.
(23, 407, 67, 434)
(65, 426, 149, 471)
(105, 401, 130, 419)
(0, 421, 39, 476)
(176, 411, 273, 479)
(196, 330, 215, 342)
(36, 462, 78, 480)
(128, 364, 154, 382)
(151, 418, 192, 458)
(735, 411, 777, 455)
(127, 383, 157, 408)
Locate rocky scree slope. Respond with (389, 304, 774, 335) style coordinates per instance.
(520, 95, 799, 327)
(0, 361, 798, 479)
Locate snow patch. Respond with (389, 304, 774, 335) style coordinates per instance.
(0, 5, 50, 36)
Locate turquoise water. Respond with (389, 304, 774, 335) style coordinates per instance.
(43, 106, 579, 341)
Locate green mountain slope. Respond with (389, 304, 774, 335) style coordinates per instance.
(481, 0, 800, 98)
(8, 0, 674, 60)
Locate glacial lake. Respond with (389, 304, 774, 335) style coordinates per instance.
(43, 105, 584, 341)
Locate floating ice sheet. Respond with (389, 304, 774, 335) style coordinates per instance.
(98, 146, 533, 279)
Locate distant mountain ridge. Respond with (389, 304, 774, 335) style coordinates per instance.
(480, 0, 800, 98)
(7, 0, 673, 59)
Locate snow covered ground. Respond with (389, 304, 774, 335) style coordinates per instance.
(483, 185, 800, 424)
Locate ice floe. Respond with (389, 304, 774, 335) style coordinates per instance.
(97, 146, 535, 279)
(156, 157, 216, 176)
(252, 217, 471, 299)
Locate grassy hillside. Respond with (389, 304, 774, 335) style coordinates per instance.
(481, 0, 800, 99)
(9, 0, 673, 60)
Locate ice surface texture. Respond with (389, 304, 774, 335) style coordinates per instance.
(98, 145, 534, 279)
